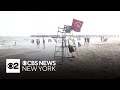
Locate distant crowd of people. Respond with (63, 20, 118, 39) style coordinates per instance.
(31, 38, 52, 44)
(31, 38, 53, 49)
(30, 36, 109, 50)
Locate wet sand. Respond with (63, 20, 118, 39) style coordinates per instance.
(1, 41, 120, 79)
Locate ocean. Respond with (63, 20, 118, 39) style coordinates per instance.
(0, 36, 56, 60)
(0, 36, 56, 48)
(0, 36, 120, 49)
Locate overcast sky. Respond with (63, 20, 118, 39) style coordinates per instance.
(0, 11, 120, 36)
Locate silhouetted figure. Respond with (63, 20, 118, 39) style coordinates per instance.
(43, 38, 45, 43)
(84, 37, 87, 46)
(36, 39, 40, 46)
(101, 36, 104, 42)
(31, 39, 34, 44)
(15, 42, 16, 46)
(103, 37, 108, 42)
(87, 37, 90, 44)
(78, 42, 81, 47)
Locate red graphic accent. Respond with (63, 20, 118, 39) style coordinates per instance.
(72, 19, 83, 32)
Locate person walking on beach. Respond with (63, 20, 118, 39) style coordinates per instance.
(31, 39, 34, 44)
(78, 41, 81, 47)
(36, 39, 40, 46)
(84, 37, 87, 46)
(15, 42, 16, 46)
(87, 37, 90, 45)
(43, 38, 45, 50)
(43, 38, 45, 43)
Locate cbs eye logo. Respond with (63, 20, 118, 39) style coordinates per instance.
(6, 59, 20, 73)
(7, 63, 19, 69)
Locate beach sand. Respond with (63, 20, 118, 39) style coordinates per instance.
(1, 41, 120, 79)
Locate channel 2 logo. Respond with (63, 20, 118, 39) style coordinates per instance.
(6, 59, 20, 73)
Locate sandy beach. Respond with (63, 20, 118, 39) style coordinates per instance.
(2, 11, 120, 79)
(1, 40, 120, 79)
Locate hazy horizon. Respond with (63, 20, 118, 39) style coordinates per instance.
(1, 11, 120, 36)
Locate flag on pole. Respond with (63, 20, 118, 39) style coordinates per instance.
(72, 19, 83, 32)
(64, 25, 73, 33)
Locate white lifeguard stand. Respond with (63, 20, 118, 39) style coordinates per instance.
(54, 26, 79, 62)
